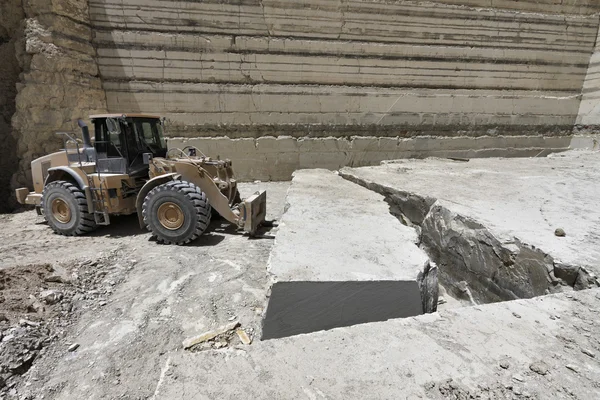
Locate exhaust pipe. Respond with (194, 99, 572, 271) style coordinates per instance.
(77, 119, 92, 149)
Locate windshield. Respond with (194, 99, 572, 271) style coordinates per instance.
(130, 118, 167, 157)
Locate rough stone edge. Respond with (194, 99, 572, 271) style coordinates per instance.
(260, 178, 294, 329)
(417, 261, 439, 313)
(339, 169, 599, 304)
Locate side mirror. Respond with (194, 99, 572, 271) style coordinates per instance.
(143, 153, 153, 165)
(106, 118, 120, 134)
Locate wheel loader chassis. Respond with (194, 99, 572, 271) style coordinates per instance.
(16, 159, 267, 236)
(13, 113, 267, 239)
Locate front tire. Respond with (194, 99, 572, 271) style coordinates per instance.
(41, 181, 97, 236)
(142, 181, 212, 245)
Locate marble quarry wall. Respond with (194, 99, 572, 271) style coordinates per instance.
(1, 0, 599, 205)
(90, 0, 600, 179)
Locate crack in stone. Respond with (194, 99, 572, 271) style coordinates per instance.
(338, 0, 346, 40)
(339, 170, 599, 305)
(259, 0, 273, 36)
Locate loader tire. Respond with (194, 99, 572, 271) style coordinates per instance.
(142, 181, 211, 245)
(41, 181, 97, 236)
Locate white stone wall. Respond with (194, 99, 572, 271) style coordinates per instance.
(577, 22, 600, 126)
(168, 135, 573, 181)
(90, 0, 600, 138)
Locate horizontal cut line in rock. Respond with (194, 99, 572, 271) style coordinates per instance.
(87, 1, 599, 25)
(98, 55, 587, 70)
(87, 5, 598, 31)
(102, 118, 576, 129)
(101, 65, 585, 83)
(89, 0, 599, 12)
(138, 127, 577, 136)
(210, 0, 600, 16)
(92, 32, 594, 61)
(89, 16, 597, 40)
(161, 123, 574, 131)
(98, 111, 577, 124)
(100, 75, 583, 90)
(88, 7, 597, 32)
(98, 69, 585, 88)
(104, 90, 579, 103)
(96, 59, 589, 77)
(135, 93, 584, 106)
(91, 28, 594, 53)
(101, 82, 580, 96)
(99, 78, 583, 93)
(224, 50, 592, 68)
(95, 48, 591, 69)
(90, 23, 596, 41)
(99, 109, 576, 116)
(151, 131, 576, 139)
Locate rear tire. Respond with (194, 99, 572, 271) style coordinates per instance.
(142, 181, 212, 245)
(41, 181, 97, 236)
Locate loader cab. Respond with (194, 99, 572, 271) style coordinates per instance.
(91, 114, 167, 177)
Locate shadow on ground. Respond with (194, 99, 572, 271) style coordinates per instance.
(89, 214, 145, 239)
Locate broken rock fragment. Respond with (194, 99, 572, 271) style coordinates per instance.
(565, 364, 580, 373)
(236, 329, 252, 345)
(529, 361, 549, 375)
(39, 290, 62, 305)
(68, 343, 80, 352)
(581, 348, 595, 358)
(182, 321, 240, 349)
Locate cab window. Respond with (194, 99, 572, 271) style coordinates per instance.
(141, 122, 156, 145)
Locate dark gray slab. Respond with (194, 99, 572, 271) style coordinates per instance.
(262, 281, 423, 339)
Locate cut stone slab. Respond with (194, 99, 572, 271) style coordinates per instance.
(340, 151, 600, 302)
(157, 288, 600, 399)
(261, 169, 436, 340)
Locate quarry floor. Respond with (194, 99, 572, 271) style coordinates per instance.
(0, 151, 599, 399)
(0, 182, 290, 399)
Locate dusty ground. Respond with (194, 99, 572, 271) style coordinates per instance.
(0, 252, 137, 396)
(155, 287, 600, 399)
(0, 182, 290, 399)
(2, 151, 599, 399)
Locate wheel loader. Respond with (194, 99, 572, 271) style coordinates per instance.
(14, 114, 267, 245)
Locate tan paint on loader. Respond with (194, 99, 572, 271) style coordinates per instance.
(15, 114, 267, 244)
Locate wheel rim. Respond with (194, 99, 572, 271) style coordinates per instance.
(51, 198, 72, 224)
(157, 202, 185, 230)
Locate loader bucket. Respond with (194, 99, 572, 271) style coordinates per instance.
(241, 190, 267, 235)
